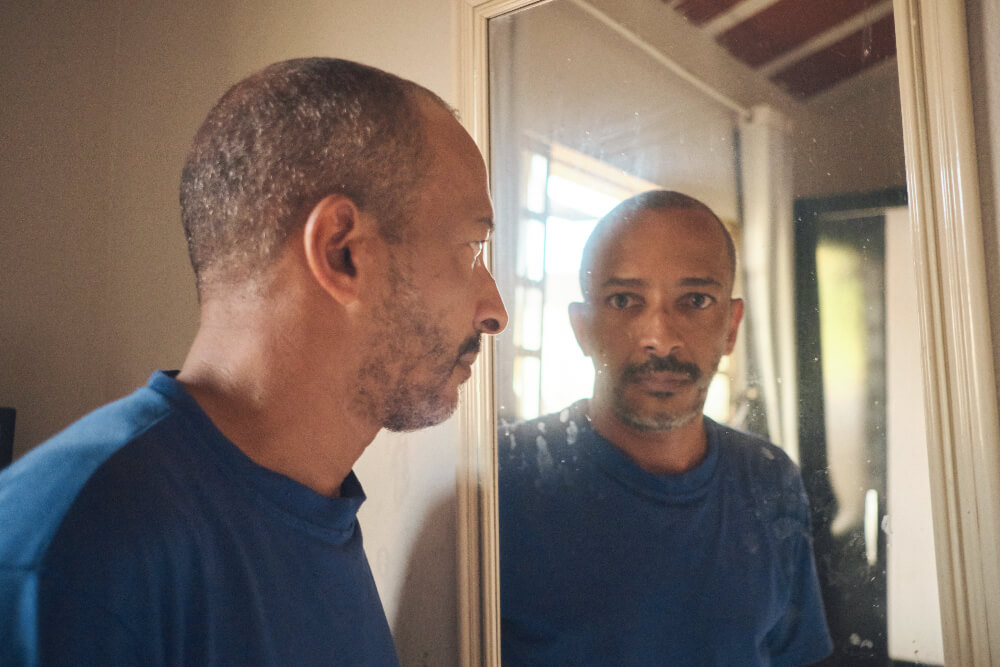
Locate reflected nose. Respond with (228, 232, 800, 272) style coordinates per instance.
(476, 264, 508, 335)
(637, 307, 681, 355)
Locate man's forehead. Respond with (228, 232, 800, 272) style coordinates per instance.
(596, 273, 725, 291)
(420, 109, 489, 193)
(589, 209, 733, 285)
(600, 209, 727, 256)
(409, 96, 495, 233)
(623, 206, 723, 239)
(418, 96, 478, 156)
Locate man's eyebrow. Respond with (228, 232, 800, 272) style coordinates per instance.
(600, 277, 647, 289)
(679, 276, 723, 288)
(598, 276, 724, 290)
(476, 216, 495, 231)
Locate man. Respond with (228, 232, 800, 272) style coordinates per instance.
(498, 191, 831, 665)
(0, 58, 506, 665)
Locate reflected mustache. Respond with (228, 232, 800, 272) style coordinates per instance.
(622, 354, 701, 383)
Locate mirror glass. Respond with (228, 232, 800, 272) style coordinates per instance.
(489, 0, 944, 663)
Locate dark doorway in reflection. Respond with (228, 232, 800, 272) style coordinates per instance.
(796, 187, 940, 666)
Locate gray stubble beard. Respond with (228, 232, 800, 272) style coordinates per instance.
(611, 387, 704, 432)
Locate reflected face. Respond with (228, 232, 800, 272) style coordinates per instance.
(570, 207, 743, 431)
(356, 97, 509, 432)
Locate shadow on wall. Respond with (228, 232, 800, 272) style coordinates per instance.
(394, 492, 459, 667)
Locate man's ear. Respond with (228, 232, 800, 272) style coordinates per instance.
(302, 194, 371, 305)
(568, 301, 594, 357)
(725, 298, 745, 354)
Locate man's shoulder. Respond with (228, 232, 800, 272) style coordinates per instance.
(0, 380, 195, 664)
(708, 419, 810, 516)
(710, 420, 796, 469)
(0, 381, 184, 571)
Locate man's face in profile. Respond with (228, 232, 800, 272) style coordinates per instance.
(355, 98, 507, 432)
(570, 207, 743, 431)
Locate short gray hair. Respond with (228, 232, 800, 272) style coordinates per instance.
(179, 58, 450, 295)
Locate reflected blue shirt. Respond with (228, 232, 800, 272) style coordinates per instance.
(0, 371, 398, 666)
(499, 401, 832, 666)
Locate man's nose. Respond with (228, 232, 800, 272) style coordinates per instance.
(475, 263, 508, 335)
(636, 307, 682, 356)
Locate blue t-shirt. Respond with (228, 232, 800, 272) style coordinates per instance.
(498, 401, 832, 666)
(0, 371, 399, 666)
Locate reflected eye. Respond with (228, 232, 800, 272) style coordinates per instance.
(684, 293, 716, 310)
(607, 293, 640, 310)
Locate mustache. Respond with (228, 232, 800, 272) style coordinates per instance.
(458, 335, 482, 358)
(621, 354, 701, 383)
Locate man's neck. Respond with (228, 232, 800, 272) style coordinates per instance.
(177, 303, 377, 498)
(587, 400, 707, 475)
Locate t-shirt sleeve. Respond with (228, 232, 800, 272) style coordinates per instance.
(34, 456, 165, 666)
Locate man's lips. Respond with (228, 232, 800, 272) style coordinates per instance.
(632, 370, 695, 393)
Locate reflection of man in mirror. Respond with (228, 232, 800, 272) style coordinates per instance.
(499, 191, 832, 665)
(0, 58, 506, 664)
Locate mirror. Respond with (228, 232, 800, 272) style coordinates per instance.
(485, 0, 943, 663)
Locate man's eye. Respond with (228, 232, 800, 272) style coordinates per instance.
(685, 293, 716, 309)
(469, 241, 486, 266)
(607, 293, 639, 310)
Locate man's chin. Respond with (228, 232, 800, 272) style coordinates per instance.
(616, 408, 701, 432)
(613, 390, 703, 432)
(381, 391, 459, 433)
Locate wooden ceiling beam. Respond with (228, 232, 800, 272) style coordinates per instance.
(717, 0, 886, 67)
(770, 13, 896, 98)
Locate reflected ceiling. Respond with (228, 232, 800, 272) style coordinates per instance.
(668, 0, 897, 97)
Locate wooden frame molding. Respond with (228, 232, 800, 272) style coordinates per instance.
(456, 5, 543, 665)
(456, 0, 1000, 663)
(894, 0, 1000, 662)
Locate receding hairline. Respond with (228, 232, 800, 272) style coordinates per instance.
(181, 60, 461, 299)
(391, 86, 464, 214)
(409, 84, 459, 118)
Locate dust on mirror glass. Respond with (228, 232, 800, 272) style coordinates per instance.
(490, 1, 943, 665)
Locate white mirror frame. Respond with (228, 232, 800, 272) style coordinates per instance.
(455, 1, 1000, 664)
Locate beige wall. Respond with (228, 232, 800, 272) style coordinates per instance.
(1, 1, 460, 664)
(3, 2, 121, 459)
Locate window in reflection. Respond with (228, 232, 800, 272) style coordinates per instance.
(505, 142, 653, 419)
